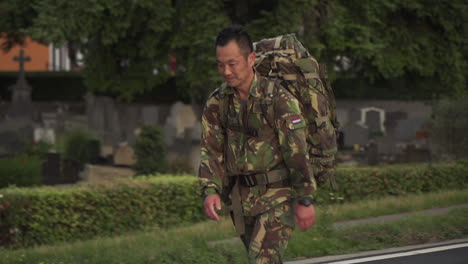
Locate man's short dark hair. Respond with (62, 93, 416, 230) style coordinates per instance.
(215, 25, 253, 56)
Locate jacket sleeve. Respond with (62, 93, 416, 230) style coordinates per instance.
(198, 94, 225, 199)
(274, 87, 317, 200)
(307, 90, 338, 187)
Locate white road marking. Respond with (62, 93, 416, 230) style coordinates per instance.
(327, 242, 468, 264)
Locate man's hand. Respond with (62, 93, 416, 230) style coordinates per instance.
(204, 194, 222, 221)
(294, 204, 316, 232)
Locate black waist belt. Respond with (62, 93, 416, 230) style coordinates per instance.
(237, 168, 289, 187)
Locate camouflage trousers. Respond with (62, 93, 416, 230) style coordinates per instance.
(232, 202, 295, 264)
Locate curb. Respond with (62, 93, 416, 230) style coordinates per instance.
(332, 204, 468, 229)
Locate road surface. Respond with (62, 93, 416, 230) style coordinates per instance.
(287, 239, 468, 264)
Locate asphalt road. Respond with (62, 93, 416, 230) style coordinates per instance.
(287, 239, 468, 264)
(327, 242, 468, 264)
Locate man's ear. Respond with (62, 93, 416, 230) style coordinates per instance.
(248, 51, 256, 67)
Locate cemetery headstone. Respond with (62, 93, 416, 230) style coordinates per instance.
(342, 122, 369, 147)
(34, 127, 55, 145)
(365, 109, 384, 138)
(366, 139, 379, 165)
(121, 104, 139, 145)
(0, 49, 36, 154)
(113, 143, 136, 166)
(142, 106, 159, 126)
(42, 152, 61, 185)
(164, 101, 197, 146)
(394, 119, 427, 140)
(7, 49, 34, 119)
(100, 145, 114, 160)
(62, 158, 81, 183)
(86, 94, 120, 146)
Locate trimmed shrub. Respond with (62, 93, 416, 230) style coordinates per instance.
(133, 125, 168, 175)
(0, 162, 467, 249)
(63, 130, 100, 168)
(315, 162, 468, 203)
(0, 155, 42, 189)
(168, 157, 195, 175)
(23, 141, 53, 160)
(0, 176, 203, 249)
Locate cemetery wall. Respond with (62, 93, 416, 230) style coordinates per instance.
(0, 96, 434, 173)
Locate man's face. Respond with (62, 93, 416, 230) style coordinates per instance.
(216, 40, 255, 90)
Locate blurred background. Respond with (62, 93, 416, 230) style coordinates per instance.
(0, 1, 467, 263)
(0, 0, 467, 183)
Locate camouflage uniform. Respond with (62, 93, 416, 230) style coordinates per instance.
(199, 73, 316, 263)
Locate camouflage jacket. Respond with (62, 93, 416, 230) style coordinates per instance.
(198, 74, 316, 216)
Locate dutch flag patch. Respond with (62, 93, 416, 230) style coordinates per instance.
(291, 118, 302, 125)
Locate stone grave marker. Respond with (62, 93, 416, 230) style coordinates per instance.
(121, 104, 139, 145)
(365, 109, 384, 138)
(336, 108, 349, 127)
(62, 158, 81, 183)
(342, 122, 369, 147)
(42, 152, 61, 185)
(0, 49, 36, 154)
(394, 119, 427, 140)
(142, 106, 159, 126)
(34, 127, 55, 145)
(113, 143, 136, 166)
(7, 49, 34, 119)
(164, 102, 198, 146)
(41, 112, 57, 129)
(86, 95, 121, 146)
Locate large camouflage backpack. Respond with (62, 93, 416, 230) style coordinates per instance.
(253, 34, 339, 190)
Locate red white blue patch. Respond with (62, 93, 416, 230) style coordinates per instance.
(291, 118, 302, 125)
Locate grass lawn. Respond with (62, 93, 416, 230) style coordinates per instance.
(0, 189, 467, 264)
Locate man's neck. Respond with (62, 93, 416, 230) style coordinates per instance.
(235, 71, 255, 100)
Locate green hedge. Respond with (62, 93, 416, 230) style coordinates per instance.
(133, 125, 168, 175)
(0, 155, 43, 189)
(0, 176, 203, 249)
(1, 162, 467, 249)
(62, 129, 101, 167)
(315, 161, 468, 203)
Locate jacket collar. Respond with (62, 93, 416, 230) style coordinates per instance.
(221, 72, 264, 99)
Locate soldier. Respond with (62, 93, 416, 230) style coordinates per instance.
(199, 25, 317, 264)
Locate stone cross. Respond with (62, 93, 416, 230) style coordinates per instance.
(7, 49, 33, 117)
(13, 49, 31, 78)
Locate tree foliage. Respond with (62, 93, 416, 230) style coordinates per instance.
(1, 0, 466, 101)
(0, 0, 37, 51)
(31, 0, 174, 101)
(318, 0, 468, 96)
(170, 0, 230, 103)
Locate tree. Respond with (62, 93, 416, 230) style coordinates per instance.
(0, 0, 37, 51)
(1, 0, 466, 101)
(1, 0, 175, 101)
(30, 0, 175, 101)
(170, 0, 231, 103)
(231, 0, 467, 98)
(310, 0, 468, 97)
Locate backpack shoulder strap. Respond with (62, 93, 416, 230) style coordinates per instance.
(216, 84, 229, 130)
(261, 79, 278, 129)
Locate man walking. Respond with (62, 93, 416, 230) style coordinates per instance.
(199, 25, 317, 264)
